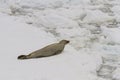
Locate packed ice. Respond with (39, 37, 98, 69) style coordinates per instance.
(0, 0, 120, 80)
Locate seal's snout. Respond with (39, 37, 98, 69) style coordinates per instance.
(66, 40, 70, 44)
(59, 40, 70, 44)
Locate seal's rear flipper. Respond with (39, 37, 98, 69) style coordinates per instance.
(18, 55, 28, 60)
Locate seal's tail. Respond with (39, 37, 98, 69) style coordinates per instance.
(18, 55, 28, 60)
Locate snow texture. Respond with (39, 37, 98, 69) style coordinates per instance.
(0, 0, 120, 80)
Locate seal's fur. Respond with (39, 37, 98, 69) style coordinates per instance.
(18, 40, 69, 60)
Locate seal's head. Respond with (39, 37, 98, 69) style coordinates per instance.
(59, 40, 70, 44)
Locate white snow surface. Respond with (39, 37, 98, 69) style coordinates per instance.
(0, 0, 120, 80)
(0, 13, 101, 80)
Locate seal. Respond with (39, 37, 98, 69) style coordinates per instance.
(18, 40, 70, 60)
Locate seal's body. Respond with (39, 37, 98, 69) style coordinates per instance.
(18, 40, 69, 60)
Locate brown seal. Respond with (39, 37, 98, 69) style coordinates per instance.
(18, 40, 70, 60)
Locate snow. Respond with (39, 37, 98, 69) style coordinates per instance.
(0, 0, 120, 80)
(0, 13, 102, 80)
(113, 68, 120, 80)
(81, 10, 115, 25)
(101, 26, 120, 44)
